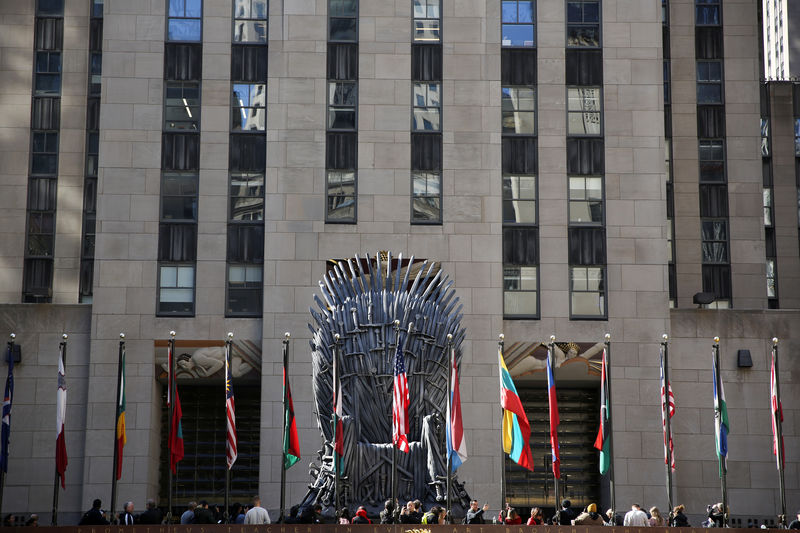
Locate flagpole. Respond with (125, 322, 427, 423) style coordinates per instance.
(333, 332, 341, 512)
(548, 335, 559, 508)
(167, 330, 176, 523)
(110, 333, 125, 524)
(603, 333, 615, 522)
(712, 336, 727, 527)
(498, 333, 506, 512)
(51, 334, 67, 526)
(224, 333, 233, 523)
(0, 333, 15, 517)
(279, 332, 290, 523)
(445, 334, 453, 523)
(772, 337, 786, 527)
(661, 334, 673, 523)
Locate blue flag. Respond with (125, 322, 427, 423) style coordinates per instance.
(1, 344, 14, 473)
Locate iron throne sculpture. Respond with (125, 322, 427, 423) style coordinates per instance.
(302, 252, 471, 516)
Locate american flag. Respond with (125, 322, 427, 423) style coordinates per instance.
(659, 346, 676, 470)
(770, 349, 783, 470)
(225, 342, 237, 469)
(392, 329, 410, 453)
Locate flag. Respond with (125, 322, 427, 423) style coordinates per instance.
(498, 348, 533, 471)
(168, 342, 184, 475)
(392, 330, 410, 453)
(547, 347, 561, 479)
(659, 346, 676, 470)
(770, 351, 783, 470)
(332, 348, 344, 460)
(115, 346, 126, 480)
(712, 352, 729, 477)
(446, 345, 467, 471)
(283, 367, 300, 469)
(56, 344, 68, 488)
(225, 343, 237, 469)
(1, 344, 14, 474)
(593, 348, 610, 475)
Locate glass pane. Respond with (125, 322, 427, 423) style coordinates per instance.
(330, 0, 357, 16)
(32, 154, 58, 175)
(572, 292, 604, 316)
(166, 105, 200, 130)
(251, 0, 267, 18)
(168, 19, 202, 41)
(701, 220, 727, 241)
(27, 235, 53, 256)
(162, 196, 197, 220)
(177, 266, 195, 287)
(413, 83, 440, 106)
(502, 24, 534, 47)
(570, 200, 602, 223)
(228, 265, 245, 283)
(567, 2, 582, 22)
(329, 17, 356, 40)
(327, 195, 355, 220)
(234, 0, 251, 17)
(245, 265, 263, 282)
(503, 199, 535, 223)
(414, 20, 441, 42)
(502, 87, 535, 111)
(169, 0, 184, 16)
(328, 109, 356, 130)
(502, 111, 535, 134)
(567, 25, 600, 47)
(517, 1, 534, 22)
(233, 84, 266, 107)
(697, 84, 722, 103)
(160, 266, 177, 287)
(230, 196, 264, 221)
(699, 162, 724, 182)
(160, 288, 194, 302)
(571, 268, 588, 291)
(413, 109, 441, 131)
(412, 172, 441, 195)
(504, 291, 537, 315)
(568, 87, 600, 110)
(412, 196, 441, 222)
(232, 106, 266, 131)
(37, 0, 64, 15)
(185, 0, 202, 17)
(503, 175, 536, 200)
(92, 0, 104, 17)
(328, 82, 357, 106)
(701, 243, 727, 263)
(234, 20, 267, 42)
(583, 1, 599, 22)
(35, 74, 61, 95)
(327, 171, 355, 188)
(568, 111, 601, 134)
(586, 267, 603, 290)
(163, 174, 197, 195)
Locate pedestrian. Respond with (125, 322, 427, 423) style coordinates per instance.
(649, 507, 665, 527)
(556, 500, 576, 525)
(24, 514, 38, 527)
(422, 506, 440, 525)
(299, 504, 322, 524)
(412, 500, 423, 523)
(623, 504, 649, 527)
(337, 507, 351, 525)
(380, 500, 396, 524)
(79, 499, 109, 526)
(705, 503, 725, 528)
(284, 505, 300, 524)
(465, 500, 490, 524)
(119, 501, 136, 526)
(352, 506, 371, 524)
(505, 508, 522, 525)
(573, 504, 604, 526)
(527, 507, 543, 525)
(787, 510, 800, 529)
(243, 496, 270, 524)
(180, 502, 197, 524)
(193, 501, 215, 524)
(399, 501, 416, 524)
(138, 499, 163, 524)
(672, 505, 690, 527)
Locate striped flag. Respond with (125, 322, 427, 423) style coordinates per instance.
(770, 351, 783, 470)
(659, 346, 675, 470)
(392, 330, 410, 453)
(115, 345, 126, 480)
(446, 345, 467, 471)
(712, 352, 729, 477)
(168, 341, 184, 475)
(593, 348, 610, 475)
(546, 347, 561, 479)
(56, 343, 68, 488)
(498, 348, 533, 471)
(225, 342, 237, 469)
(333, 347, 344, 459)
(1, 344, 14, 474)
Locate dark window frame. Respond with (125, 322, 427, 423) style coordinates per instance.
(502, 0, 536, 48)
(502, 85, 537, 136)
(410, 170, 442, 225)
(568, 174, 605, 226)
(156, 262, 197, 316)
(413, 0, 442, 43)
(327, 80, 358, 131)
(231, 82, 266, 132)
(326, 169, 357, 224)
(412, 81, 442, 132)
(328, 0, 359, 43)
(569, 265, 607, 320)
(166, 0, 203, 42)
(165, 80, 202, 132)
(225, 262, 264, 317)
(566, 0, 601, 48)
(566, 85, 603, 137)
(232, 0, 268, 43)
(695, 0, 721, 26)
(696, 60, 723, 105)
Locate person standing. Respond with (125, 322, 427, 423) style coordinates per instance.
(180, 502, 197, 525)
(623, 504, 649, 527)
(352, 506, 371, 524)
(465, 500, 490, 524)
(649, 507, 665, 527)
(527, 508, 543, 525)
(243, 496, 270, 524)
(787, 510, 800, 529)
(119, 502, 136, 526)
(573, 504, 604, 526)
(504, 508, 522, 525)
(672, 505, 690, 527)
(556, 500, 576, 525)
(193, 501, 215, 524)
(79, 499, 109, 525)
(138, 499, 163, 524)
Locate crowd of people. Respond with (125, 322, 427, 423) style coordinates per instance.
(76, 496, 272, 525)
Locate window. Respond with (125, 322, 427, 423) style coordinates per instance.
(89, 52, 102, 96)
(158, 265, 195, 314)
(411, 171, 441, 223)
(161, 173, 198, 221)
(766, 258, 777, 299)
(227, 265, 263, 315)
(328, 82, 357, 130)
(165, 82, 200, 131)
(37, 0, 64, 15)
(701, 219, 728, 263)
(504, 266, 538, 316)
(567, 0, 600, 47)
(230, 173, 264, 221)
(662, 0, 669, 24)
(231, 83, 266, 131)
(31, 131, 59, 175)
(567, 87, 601, 135)
(327, 170, 356, 222)
(503, 175, 536, 223)
(696, 0, 720, 26)
(763, 187, 773, 226)
(168, 0, 202, 41)
(699, 140, 724, 182)
(502, 0, 534, 47)
(233, 0, 267, 43)
(794, 118, 800, 156)
(35, 51, 61, 95)
(413, 0, 440, 42)
(412, 83, 441, 131)
(329, 0, 357, 42)
(664, 61, 671, 104)
(27, 212, 55, 257)
(86, 131, 99, 177)
(91, 0, 103, 17)
(570, 266, 605, 317)
(696, 61, 722, 104)
(667, 222, 674, 262)
(569, 176, 603, 224)
(502, 86, 535, 134)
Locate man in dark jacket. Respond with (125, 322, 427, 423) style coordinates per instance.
(79, 499, 109, 525)
(465, 500, 490, 524)
(352, 507, 371, 524)
(138, 499, 163, 524)
(556, 500, 576, 525)
(193, 501, 215, 524)
(298, 504, 322, 524)
(119, 501, 136, 525)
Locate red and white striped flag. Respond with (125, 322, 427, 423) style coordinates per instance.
(392, 330, 410, 453)
(770, 351, 784, 470)
(225, 342, 237, 469)
(659, 346, 675, 470)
